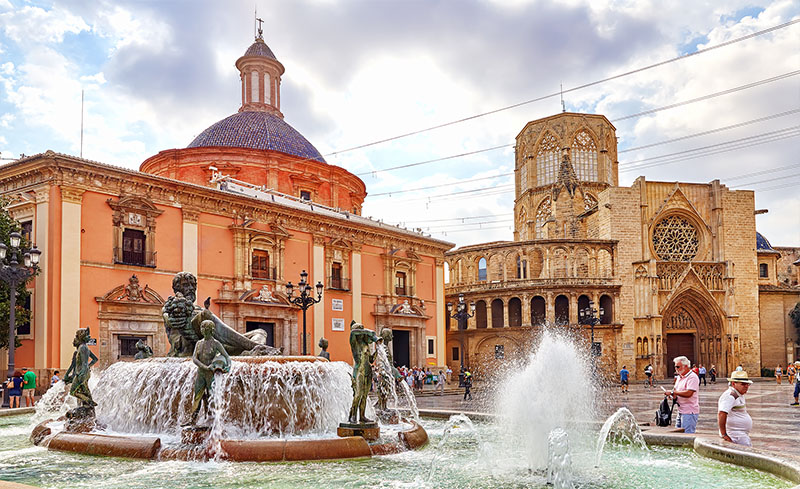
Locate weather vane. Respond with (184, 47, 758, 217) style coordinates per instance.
(256, 17, 264, 40)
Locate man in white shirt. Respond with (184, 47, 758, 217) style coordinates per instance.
(718, 370, 753, 446)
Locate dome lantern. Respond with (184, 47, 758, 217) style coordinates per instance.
(236, 25, 285, 117)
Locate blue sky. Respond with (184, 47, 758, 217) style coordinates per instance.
(1, 0, 798, 248)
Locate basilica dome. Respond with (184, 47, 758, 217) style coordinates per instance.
(187, 111, 326, 163)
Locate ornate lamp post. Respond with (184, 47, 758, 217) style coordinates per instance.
(579, 300, 604, 358)
(447, 293, 475, 371)
(286, 270, 323, 355)
(1, 231, 41, 408)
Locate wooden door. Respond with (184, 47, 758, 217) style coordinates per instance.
(666, 333, 695, 377)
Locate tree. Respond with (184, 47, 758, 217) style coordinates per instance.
(0, 199, 33, 351)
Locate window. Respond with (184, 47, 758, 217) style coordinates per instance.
(452, 346, 460, 362)
(516, 256, 527, 279)
(331, 262, 343, 289)
(16, 294, 31, 336)
(759, 263, 768, 278)
(536, 132, 560, 186)
(251, 71, 259, 102)
(395, 271, 407, 296)
(300, 190, 311, 201)
(652, 215, 699, 261)
(119, 336, 147, 358)
(251, 249, 272, 279)
(427, 338, 435, 356)
(122, 229, 146, 266)
(478, 258, 487, 281)
(572, 130, 598, 181)
(20, 221, 32, 243)
(535, 197, 551, 239)
(519, 163, 529, 191)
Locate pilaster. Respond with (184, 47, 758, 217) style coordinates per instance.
(60, 185, 84, 368)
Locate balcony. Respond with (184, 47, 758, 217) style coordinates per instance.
(113, 247, 156, 268)
(327, 276, 350, 291)
(251, 267, 278, 280)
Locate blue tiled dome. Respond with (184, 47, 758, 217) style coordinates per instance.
(187, 111, 326, 163)
(243, 39, 276, 60)
(756, 232, 775, 251)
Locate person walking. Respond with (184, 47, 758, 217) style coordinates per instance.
(21, 367, 36, 407)
(665, 356, 700, 433)
(446, 366, 453, 383)
(619, 365, 629, 394)
(775, 364, 783, 385)
(436, 369, 446, 395)
(698, 364, 707, 387)
(788, 363, 797, 388)
(5, 371, 23, 409)
(709, 365, 717, 384)
(718, 370, 753, 446)
(644, 364, 654, 387)
(463, 371, 473, 401)
(791, 361, 800, 406)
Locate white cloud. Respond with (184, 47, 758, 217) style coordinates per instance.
(0, 5, 89, 43)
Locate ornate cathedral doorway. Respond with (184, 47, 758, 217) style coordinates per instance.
(661, 290, 726, 378)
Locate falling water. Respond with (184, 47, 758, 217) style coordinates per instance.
(496, 330, 595, 470)
(30, 380, 73, 427)
(427, 413, 483, 481)
(374, 345, 419, 421)
(546, 428, 575, 489)
(595, 407, 648, 466)
(91, 357, 353, 438)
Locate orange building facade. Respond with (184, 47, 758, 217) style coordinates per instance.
(0, 34, 453, 382)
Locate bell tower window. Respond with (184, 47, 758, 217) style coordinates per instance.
(251, 71, 259, 102)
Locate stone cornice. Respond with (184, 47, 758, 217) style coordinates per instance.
(448, 238, 618, 256)
(0, 153, 452, 256)
(60, 185, 86, 204)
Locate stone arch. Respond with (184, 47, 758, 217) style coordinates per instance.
(660, 287, 726, 377)
(488, 254, 504, 281)
(491, 299, 505, 328)
(599, 294, 613, 324)
(552, 247, 569, 278)
(535, 196, 552, 239)
(649, 204, 712, 262)
(531, 296, 546, 325)
(555, 294, 569, 325)
(570, 128, 599, 182)
(475, 300, 488, 328)
(597, 248, 613, 277)
(575, 248, 590, 277)
(508, 297, 522, 327)
(577, 294, 591, 323)
(528, 248, 544, 278)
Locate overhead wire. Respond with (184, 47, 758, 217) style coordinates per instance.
(323, 19, 800, 158)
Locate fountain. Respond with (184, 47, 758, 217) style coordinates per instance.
(3, 321, 794, 488)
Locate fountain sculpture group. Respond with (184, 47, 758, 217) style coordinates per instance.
(29, 271, 427, 462)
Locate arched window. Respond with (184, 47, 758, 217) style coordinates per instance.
(572, 130, 598, 181)
(536, 132, 560, 186)
(476, 300, 488, 328)
(508, 298, 522, 327)
(577, 295, 591, 323)
(516, 255, 527, 279)
(519, 162, 529, 191)
(531, 296, 546, 325)
(555, 295, 570, 325)
(583, 193, 597, 211)
(478, 257, 487, 282)
(491, 299, 505, 328)
(535, 197, 551, 239)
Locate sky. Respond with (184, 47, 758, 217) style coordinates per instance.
(0, 0, 798, 249)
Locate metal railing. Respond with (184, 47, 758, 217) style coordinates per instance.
(327, 276, 351, 291)
(113, 247, 156, 267)
(252, 267, 278, 280)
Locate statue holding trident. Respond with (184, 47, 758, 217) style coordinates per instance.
(189, 320, 231, 426)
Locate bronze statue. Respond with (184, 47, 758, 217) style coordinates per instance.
(64, 327, 99, 408)
(318, 337, 330, 360)
(134, 339, 153, 359)
(190, 320, 231, 425)
(347, 320, 377, 424)
(162, 272, 281, 357)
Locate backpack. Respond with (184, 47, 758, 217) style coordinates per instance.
(655, 397, 677, 427)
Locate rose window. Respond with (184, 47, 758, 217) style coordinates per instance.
(652, 215, 699, 261)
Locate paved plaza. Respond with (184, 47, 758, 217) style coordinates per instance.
(414, 378, 800, 455)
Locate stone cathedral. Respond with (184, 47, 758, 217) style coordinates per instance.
(444, 112, 799, 380)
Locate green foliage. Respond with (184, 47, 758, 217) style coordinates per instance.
(0, 199, 34, 351)
(790, 302, 800, 333)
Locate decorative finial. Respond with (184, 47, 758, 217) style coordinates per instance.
(560, 83, 566, 113)
(256, 17, 264, 40)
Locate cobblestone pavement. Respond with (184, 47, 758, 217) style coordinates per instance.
(415, 379, 800, 454)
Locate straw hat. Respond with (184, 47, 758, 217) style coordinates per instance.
(727, 370, 753, 384)
(794, 361, 800, 367)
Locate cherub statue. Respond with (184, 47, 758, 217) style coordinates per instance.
(64, 327, 99, 408)
(134, 339, 153, 359)
(163, 290, 198, 356)
(190, 320, 231, 425)
(348, 321, 378, 424)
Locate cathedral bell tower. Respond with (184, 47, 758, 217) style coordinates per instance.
(236, 21, 285, 117)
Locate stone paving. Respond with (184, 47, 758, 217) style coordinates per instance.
(415, 378, 800, 454)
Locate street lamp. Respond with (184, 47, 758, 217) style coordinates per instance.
(1, 233, 41, 408)
(286, 270, 323, 355)
(447, 293, 475, 371)
(579, 300, 604, 358)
